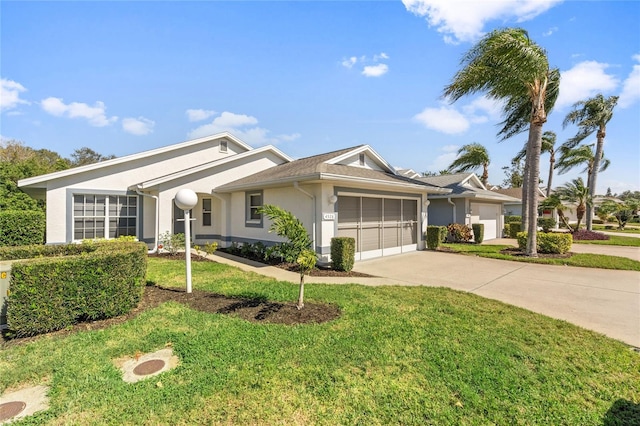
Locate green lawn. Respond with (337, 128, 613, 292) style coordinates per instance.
(443, 243, 640, 271)
(1, 258, 639, 425)
(573, 234, 640, 246)
(592, 224, 640, 234)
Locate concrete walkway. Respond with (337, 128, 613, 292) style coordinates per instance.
(211, 243, 640, 348)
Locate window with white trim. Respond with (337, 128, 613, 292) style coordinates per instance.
(73, 194, 137, 240)
(245, 191, 263, 227)
(202, 198, 212, 226)
(220, 140, 228, 153)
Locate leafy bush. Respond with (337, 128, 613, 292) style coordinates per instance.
(159, 232, 186, 255)
(572, 229, 610, 241)
(331, 237, 355, 272)
(426, 226, 446, 250)
(516, 232, 573, 254)
(446, 223, 473, 243)
(471, 223, 484, 244)
(537, 218, 556, 232)
(6, 241, 147, 337)
(0, 210, 45, 246)
(0, 243, 90, 261)
(503, 223, 511, 237)
(508, 222, 521, 238)
(504, 215, 521, 225)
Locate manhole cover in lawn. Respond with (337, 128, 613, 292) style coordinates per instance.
(133, 359, 166, 376)
(0, 401, 27, 421)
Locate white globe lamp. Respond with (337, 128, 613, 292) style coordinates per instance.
(175, 189, 198, 293)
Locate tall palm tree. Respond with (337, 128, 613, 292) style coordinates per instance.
(447, 143, 491, 186)
(513, 131, 557, 196)
(443, 28, 560, 257)
(563, 94, 618, 230)
(556, 144, 610, 191)
(555, 177, 591, 231)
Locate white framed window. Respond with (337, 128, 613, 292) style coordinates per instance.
(202, 198, 212, 226)
(220, 140, 228, 153)
(245, 190, 263, 227)
(73, 194, 137, 240)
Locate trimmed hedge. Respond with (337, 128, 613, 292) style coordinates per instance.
(426, 226, 446, 250)
(516, 232, 572, 254)
(5, 241, 148, 337)
(0, 210, 45, 246)
(508, 222, 522, 238)
(537, 218, 556, 232)
(504, 215, 521, 224)
(0, 243, 90, 260)
(472, 223, 484, 244)
(331, 237, 355, 272)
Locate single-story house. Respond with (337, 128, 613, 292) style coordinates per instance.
(416, 173, 521, 240)
(489, 186, 548, 217)
(19, 132, 450, 262)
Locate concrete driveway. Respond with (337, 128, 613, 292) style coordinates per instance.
(352, 250, 640, 348)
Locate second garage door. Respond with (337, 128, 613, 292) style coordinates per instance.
(470, 202, 501, 240)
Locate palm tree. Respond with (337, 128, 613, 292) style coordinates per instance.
(447, 143, 491, 186)
(443, 28, 560, 257)
(539, 193, 572, 231)
(555, 178, 591, 231)
(563, 94, 618, 230)
(556, 144, 610, 191)
(513, 131, 557, 196)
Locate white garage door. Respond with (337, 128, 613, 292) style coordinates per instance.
(470, 203, 500, 240)
(337, 196, 418, 260)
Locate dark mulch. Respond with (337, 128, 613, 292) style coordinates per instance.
(1, 255, 342, 347)
(499, 247, 573, 259)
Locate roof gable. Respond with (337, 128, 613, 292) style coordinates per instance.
(325, 145, 396, 173)
(19, 132, 253, 188)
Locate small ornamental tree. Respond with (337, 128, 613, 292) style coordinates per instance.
(259, 204, 315, 309)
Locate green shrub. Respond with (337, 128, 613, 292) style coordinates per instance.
(508, 222, 522, 238)
(503, 223, 511, 237)
(6, 241, 147, 337)
(331, 237, 355, 272)
(504, 215, 521, 225)
(446, 223, 473, 243)
(426, 226, 446, 250)
(0, 210, 45, 246)
(516, 232, 572, 254)
(537, 217, 556, 232)
(159, 232, 186, 255)
(471, 223, 484, 244)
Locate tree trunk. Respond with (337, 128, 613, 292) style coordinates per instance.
(297, 274, 305, 310)
(546, 151, 554, 197)
(482, 163, 489, 187)
(521, 145, 531, 232)
(586, 128, 605, 231)
(525, 123, 544, 257)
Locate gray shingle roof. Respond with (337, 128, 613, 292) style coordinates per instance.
(216, 146, 448, 193)
(417, 173, 521, 202)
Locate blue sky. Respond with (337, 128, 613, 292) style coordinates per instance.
(1, 0, 639, 194)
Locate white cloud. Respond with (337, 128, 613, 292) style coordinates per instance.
(122, 117, 155, 135)
(41, 97, 117, 127)
(556, 61, 619, 108)
(362, 64, 389, 77)
(188, 111, 296, 145)
(402, 0, 562, 44)
(618, 54, 640, 108)
(426, 145, 461, 172)
(186, 108, 216, 122)
(373, 52, 389, 61)
(413, 106, 469, 134)
(1, 78, 30, 111)
(462, 96, 503, 123)
(543, 26, 558, 36)
(342, 56, 358, 69)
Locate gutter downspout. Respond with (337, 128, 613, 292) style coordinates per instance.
(293, 182, 316, 252)
(447, 197, 456, 224)
(135, 186, 159, 254)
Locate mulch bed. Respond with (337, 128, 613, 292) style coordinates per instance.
(499, 247, 573, 259)
(1, 255, 342, 347)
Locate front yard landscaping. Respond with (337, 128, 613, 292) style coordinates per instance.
(1, 257, 639, 425)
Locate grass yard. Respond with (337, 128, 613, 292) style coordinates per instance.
(1, 257, 639, 425)
(442, 243, 640, 271)
(573, 234, 640, 246)
(592, 224, 640, 234)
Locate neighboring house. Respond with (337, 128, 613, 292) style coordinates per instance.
(490, 187, 553, 220)
(19, 133, 450, 262)
(417, 173, 521, 240)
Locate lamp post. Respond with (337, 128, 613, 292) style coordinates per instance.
(175, 189, 198, 293)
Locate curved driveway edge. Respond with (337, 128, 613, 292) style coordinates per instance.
(353, 251, 640, 348)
